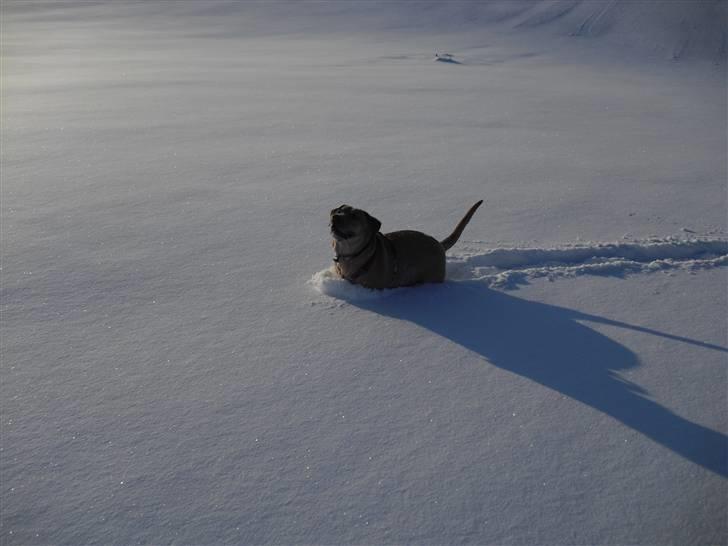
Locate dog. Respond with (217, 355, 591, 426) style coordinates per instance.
(330, 200, 483, 289)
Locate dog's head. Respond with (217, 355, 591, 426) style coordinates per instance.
(330, 204, 381, 254)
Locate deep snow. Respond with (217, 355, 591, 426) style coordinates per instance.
(2, 1, 726, 545)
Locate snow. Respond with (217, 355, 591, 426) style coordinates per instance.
(2, 1, 726, 544)
(310, 267, 400, 302)
(448, 236, 728, 288)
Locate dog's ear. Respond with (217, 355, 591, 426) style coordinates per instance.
(366, 212, 382, 233)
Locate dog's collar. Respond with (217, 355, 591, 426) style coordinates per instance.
(333, 231, 377, 262)
(335, 234, 398, 284)
(334, 232, 378, 283)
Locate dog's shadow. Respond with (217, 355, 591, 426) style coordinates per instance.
(352, 281, 727, 477)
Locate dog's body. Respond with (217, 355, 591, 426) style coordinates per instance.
(330, 200, 483, 289)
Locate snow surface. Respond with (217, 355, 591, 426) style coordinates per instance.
(2, 1, 727, 544)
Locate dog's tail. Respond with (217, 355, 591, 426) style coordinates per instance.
(440, 200, 483, 251)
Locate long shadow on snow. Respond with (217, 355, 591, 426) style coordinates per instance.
(352, 281, 727, 477)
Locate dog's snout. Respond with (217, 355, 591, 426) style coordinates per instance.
(330, 209, 346, 228)
(331, 204, 352, 216)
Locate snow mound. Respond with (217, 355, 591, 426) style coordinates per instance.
(503, 0, 727, 62)
(309, 267, 399, 301)
(449, 237, 728, 288)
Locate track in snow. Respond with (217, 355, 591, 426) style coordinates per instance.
(311, 237, 728, 299)
(448, 237, 728, 289)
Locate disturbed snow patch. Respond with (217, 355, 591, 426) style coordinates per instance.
(309, 267, 399, 301)
(448, 237, 728, 289)
(434, 52, 460, 63)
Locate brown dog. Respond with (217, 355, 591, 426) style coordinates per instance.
(330, 200, 483, 289)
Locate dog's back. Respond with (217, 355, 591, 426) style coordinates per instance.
(386, 230, 446, 285)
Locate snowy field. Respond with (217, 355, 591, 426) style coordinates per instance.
(2, 1, 727, 544)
